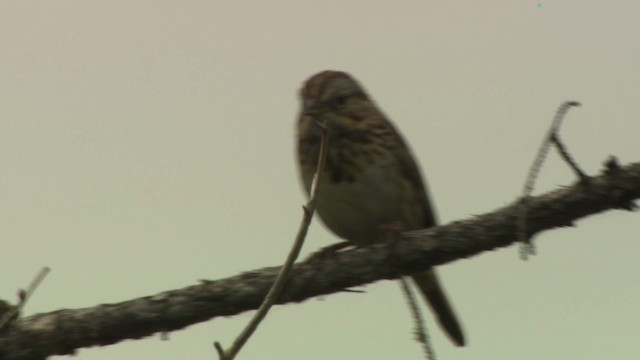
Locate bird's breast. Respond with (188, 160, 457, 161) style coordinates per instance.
(303, 157, 421, 244)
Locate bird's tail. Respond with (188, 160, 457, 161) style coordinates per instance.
(410, 269, 465, 347)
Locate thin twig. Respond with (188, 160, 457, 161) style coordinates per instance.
(215, 120, 330, 360)
(399, 278, 435, 360)
(0, 267, 51, 330)
(551, 132, 588, 181)
(518, 101, 581, 259)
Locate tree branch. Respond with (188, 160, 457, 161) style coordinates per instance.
(1, 161, 638, 360)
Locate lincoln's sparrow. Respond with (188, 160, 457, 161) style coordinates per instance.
(296, 70, 465, 346)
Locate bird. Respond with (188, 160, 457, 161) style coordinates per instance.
(296, 70, 465, 347)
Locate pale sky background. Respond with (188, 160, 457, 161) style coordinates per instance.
(1, 1, 639, 359)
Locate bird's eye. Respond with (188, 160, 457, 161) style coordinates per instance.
(333, 95, 347, 107)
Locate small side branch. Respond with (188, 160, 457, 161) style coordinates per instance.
(0, 267, 50, 331)
(518, 101, 581, 258)
(399, 278, 435, 360)
(551, 132, 587, 182)
(214, 120, 330, 360)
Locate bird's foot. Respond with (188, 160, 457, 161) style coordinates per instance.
(305, 241, 353, 262)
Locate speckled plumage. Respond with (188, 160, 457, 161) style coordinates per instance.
(296, 70, 465, 346)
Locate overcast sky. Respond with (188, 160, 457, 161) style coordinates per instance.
(1, 1, 639, 359)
